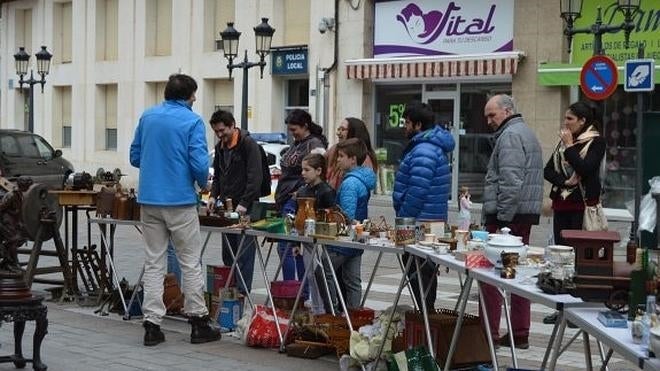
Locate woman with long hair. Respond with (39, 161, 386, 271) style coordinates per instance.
(542, 101, 606, 325)
(275, 109, 328, 283)
(326, 117, 378, 190)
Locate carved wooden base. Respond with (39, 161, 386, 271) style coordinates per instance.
(0, 296, 48, 371)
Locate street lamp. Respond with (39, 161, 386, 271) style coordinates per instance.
(560, 0, 640, 55)
(13, 46, 53, 133)
(217, 18, 275, 130)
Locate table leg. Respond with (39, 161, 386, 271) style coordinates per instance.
(32, 315, 48, 371)
(501, 288, 518, 368)
(414, 257, 434, 358)
(547, 312, 568, 370)
(397, 255, 419, 310)
(316, 246, 335, 316)
(200, 231, 212, 259)
(444, 275, 472, 371)
(360, 250, 383, 308)
(599, 348, 613, 371)
(373, 256, 413, 371)
(253, 239, 285, 348)
(322, 247, 354, 332)
(278, 244, 320, 352)
(98, 228, 128, 314)
(478, 283, 499, 371)
(541, 311, 562, 368)
(583, 331, 593, 370)
(123, 265, 145, 320)
(221, 232, 254, 310)
(12, 320, 26, 368)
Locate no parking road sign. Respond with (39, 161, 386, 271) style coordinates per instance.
(580, 55, 618, 101)
(624, 59, 655, 92)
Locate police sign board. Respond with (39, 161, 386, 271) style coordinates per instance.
(580, 55, 618, 101)
(271, 48, 308, 75)
(624, 59, 655, 92)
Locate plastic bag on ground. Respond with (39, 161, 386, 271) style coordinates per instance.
(245, 304, 290, 348)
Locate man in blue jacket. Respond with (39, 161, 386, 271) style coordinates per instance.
(130, 74, 220, 346)
(393, 101, 455, 311)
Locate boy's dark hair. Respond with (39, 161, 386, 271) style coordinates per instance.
(303, 153, 327, 180)
(336, 138, 367, 166)
(403, 101, 434, 131)
(164, 74, 197, 101)
(209, 109, 236, 127)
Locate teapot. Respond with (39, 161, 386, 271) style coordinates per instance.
(484, 227, 528, 268)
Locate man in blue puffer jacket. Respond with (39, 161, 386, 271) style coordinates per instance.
(325, 138, 376, 311)
(393, 101, 455, 311)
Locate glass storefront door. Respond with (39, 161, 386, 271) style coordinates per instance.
(424, 92, 459, 202)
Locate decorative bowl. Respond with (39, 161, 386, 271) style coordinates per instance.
(484, 227, 528, 267)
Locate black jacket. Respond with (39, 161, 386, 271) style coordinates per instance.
(544, 136, 606, 203)
(296, 181, 336, 210)
(210, 130, 263, 210)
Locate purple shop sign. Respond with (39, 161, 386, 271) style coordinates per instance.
(374, 0, 514, 58)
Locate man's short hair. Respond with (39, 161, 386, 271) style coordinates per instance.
(403, 101, 435, 131)
(494, 94, 517, 114)
(336, 138, 367, 166)
(164, 74, 197, 101)
(209, 110, 236, 127)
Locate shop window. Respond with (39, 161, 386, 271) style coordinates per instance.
(588, 85, 660, 209)
(374, 84, 422, 166)
(458, 84, 510, 203)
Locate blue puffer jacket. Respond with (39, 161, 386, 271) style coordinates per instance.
(393, 125, 455, 220)
(328, 166, 376, 257)
(130, 100, 208, 206)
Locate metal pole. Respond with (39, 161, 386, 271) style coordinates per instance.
(241, 50, 249, 131)
(28, 71, 35, 133)
(634, 45, 645, 241)
(593, 7, 604, 55)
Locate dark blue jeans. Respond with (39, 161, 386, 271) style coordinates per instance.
(222, 233, 256, 295)
(277, 198, 307, 297)
(167, 240, 181, 285)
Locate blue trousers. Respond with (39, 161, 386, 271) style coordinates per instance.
(222, 233, 256, 295)
(166, 240, 181, 285)
(277, 198, 307, 297)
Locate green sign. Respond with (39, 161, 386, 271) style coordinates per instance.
(572, 0, 660, 65)
(388, 103, 405, 128)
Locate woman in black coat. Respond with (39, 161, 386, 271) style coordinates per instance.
(543, 101, 606, 324)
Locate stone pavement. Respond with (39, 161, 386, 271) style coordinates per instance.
(15, 203, 641, 371)
(0, 300, 339, 371)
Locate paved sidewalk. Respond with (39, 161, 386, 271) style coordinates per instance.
(0, 300, 338, 371)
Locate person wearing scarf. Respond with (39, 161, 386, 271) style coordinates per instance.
(542, 101, 606, 324)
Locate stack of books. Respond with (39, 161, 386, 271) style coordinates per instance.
(597, 310, 628, 328)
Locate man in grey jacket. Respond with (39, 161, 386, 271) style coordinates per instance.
(480, 94, 543, 350)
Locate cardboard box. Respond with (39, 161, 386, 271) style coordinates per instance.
(206, 265, 235, 295)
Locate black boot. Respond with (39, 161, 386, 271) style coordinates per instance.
(190, 315, 221, 344)
(143, 321, 165, 346)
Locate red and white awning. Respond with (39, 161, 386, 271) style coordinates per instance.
(345, 51, 525, 80)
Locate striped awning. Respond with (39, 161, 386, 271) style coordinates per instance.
(345, 51, 525, 80)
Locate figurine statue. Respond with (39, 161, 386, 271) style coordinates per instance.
(0, 177, 32, 274)
(458, 186, 472, 231)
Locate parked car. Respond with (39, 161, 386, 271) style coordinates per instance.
(207, 138, 289, 203)
(0, 129, 74, 189)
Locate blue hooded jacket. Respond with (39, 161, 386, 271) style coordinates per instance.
(329, 166, 377, 257)
(393, 125, 455, 220)
(130, 100, 209, 206)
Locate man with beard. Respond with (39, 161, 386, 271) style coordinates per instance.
(393, 101, 455, 311)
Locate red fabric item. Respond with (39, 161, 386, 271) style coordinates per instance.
(552, 198, 585, 212)
(464, 251, 494, 269)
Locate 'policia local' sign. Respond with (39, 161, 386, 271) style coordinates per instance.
(271, 48, 308, 75)
(572, 0, 660, 64)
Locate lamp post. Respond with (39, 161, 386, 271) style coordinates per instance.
(560, 0, 640, 55)
(217, 18, 275, 130)
(13, 46, 53, 133)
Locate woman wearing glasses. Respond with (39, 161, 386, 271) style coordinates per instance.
(326, 117, 378, 190)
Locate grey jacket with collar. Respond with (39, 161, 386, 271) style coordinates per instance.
(482, 114, 543, 226)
